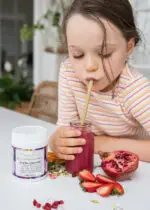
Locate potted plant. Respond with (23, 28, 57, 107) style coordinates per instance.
(20, 0, 72, 53)
(0, 60, 33, 110)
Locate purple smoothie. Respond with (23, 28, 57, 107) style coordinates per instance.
(66, 122, 94, 176)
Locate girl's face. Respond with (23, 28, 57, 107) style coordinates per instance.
(66, 14, 133, 92)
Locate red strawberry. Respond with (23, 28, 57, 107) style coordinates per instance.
(111, 183, 124, 195)
(78, 169, 95, 182)
(96, 174, 115, 184)
(96, 184, 114, 197)
(81, 182, 102, 193)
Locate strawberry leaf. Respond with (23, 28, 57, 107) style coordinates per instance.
(111, 188, 121, 195)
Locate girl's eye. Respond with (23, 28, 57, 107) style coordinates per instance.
(73, 54, 84, 59)
(99, 53, 112, 58)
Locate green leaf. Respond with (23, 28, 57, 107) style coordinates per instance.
(111, 188, 121, 196)
(20, 24, 34, 41)
(0, 76, 13, 88)
(90, 200, 99, 204)
(52, 12, 61, 26)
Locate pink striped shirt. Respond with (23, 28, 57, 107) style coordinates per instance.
(57, 59, 150, 139)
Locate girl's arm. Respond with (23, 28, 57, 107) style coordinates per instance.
(94, 135, 150, 162)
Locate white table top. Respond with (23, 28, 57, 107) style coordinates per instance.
(0, 107, 150, 210)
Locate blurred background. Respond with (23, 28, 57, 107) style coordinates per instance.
(0, 0, 33, 78)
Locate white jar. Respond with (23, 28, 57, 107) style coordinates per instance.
(12, 126, 48, 181)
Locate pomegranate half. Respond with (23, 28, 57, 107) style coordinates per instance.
(99, 150, 139, 181)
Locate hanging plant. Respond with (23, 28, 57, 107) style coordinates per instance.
(20, 0, 72, 53)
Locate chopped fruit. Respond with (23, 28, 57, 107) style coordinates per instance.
(51, 203, 58, 209)
(36, 203, 41, 208)
(33, 199, 37, 206)
(58, 200, 64, 205)
(111, 183, 124, 195)
(96, 184, 114, 197)
(96, 174, 115, 184)
(44, 203, 51, 208)
(33, 199, 64, 209)
(78, 169, 95, 182)
(48, 174, 57, 179)
(99, 150, 139, 181)
(43, 205, 51, 210)
(81, 182, 102, 193)
(52, 201, 61, 209)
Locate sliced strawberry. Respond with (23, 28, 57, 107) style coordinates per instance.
(96, 174, 115, 184)
(78, 169, 95, 182)
(81, 182, 102, 193)
(96, 184, 114, 197)
(111, 183, 124, 195)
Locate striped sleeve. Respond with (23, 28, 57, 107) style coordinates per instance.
(123, 75, 150, 135)
(57, 61, 79, 126)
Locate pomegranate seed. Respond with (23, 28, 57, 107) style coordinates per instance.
(49, 174, 57, 179)
(36, 203, 41, 208)
(46, 206, 51, 210)
(33, 199, 38, 206)
(52, 201, 58, 209)
(45, 203, 51, 208)
(51, 204, 57, 209)
(43, 207, 50, 210)
(58, 200, 64, 205)
(43, 205, 50, 210)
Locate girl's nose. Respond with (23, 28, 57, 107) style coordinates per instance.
(85, 56, 99, 72)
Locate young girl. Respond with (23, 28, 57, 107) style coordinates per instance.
(49, 0, 150, 162)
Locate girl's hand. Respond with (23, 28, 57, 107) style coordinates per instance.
(49, 126, 86, 160)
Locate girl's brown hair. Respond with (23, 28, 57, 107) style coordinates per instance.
(62, 0, 140, 46)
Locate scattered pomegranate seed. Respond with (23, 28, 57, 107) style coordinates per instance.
(33, 199, 38, 206)
(51, 201, 59, 209)
(45, 203, 51, 208)
(58, 200, 64, 205)
(43, 205, 51, 210)
(51, 204, 58, 209)
(48, 174, 57, 179)
(36, 203, 41, 208)
(33, 199, 64, 209)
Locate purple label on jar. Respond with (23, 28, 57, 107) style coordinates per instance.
(12, 146, 47, 179)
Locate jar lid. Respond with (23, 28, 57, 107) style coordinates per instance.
(12, 126, 48, 149)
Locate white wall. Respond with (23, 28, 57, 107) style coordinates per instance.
(33, 0, 47, 85)
(33, 0, 150, 85)
(129, 0, 150, 78)
(33, 0, 67, 85)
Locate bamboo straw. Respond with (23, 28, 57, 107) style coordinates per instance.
(80, 80, 93, 126)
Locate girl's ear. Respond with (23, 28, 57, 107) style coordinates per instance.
(127, 38, 135, 56)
